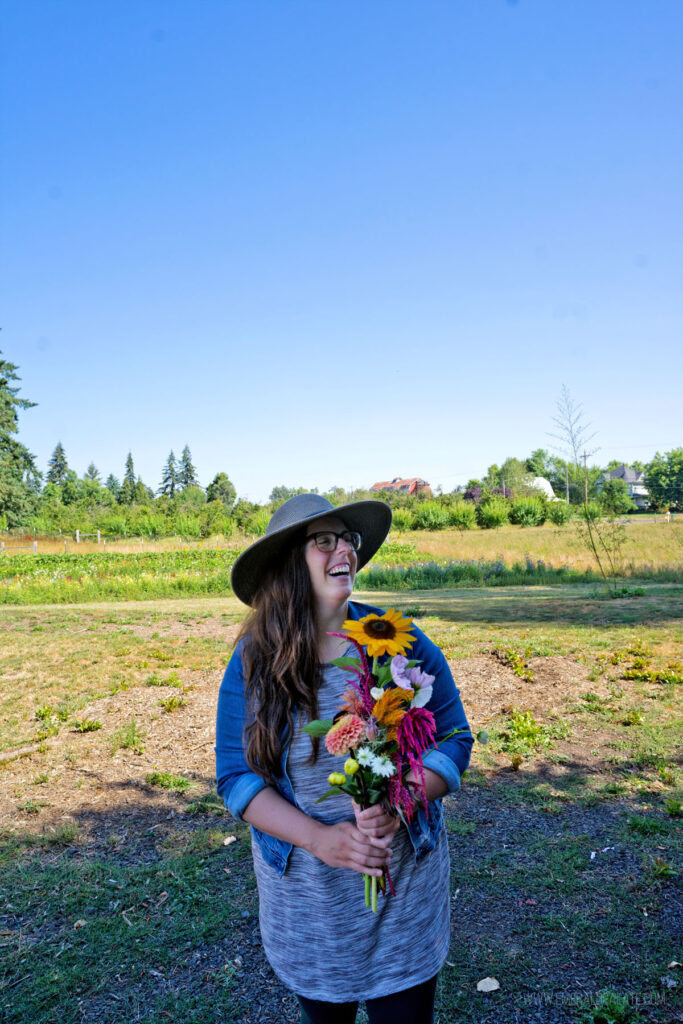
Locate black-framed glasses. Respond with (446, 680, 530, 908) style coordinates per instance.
(305, 530, 362, 553)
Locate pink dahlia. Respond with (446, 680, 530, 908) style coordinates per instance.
(325, 714, 366, 756)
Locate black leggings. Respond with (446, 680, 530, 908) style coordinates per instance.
(297, 974, 438, 1024)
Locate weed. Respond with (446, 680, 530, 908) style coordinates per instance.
(621, 709, 643, 726)
(445, 819, 476, 835)
(646, 854, 677, 878)
(32, 772, 49, 785)
(657, 765, 676, 785)
(186, 789, 228, 815)
(577, 988, 642, 1024)
(492, 708, 568, 758)
(159, 694, 187, 713)
(625, 814, 670, 837)
(110, 718, 145, 755)
(664, 796, 682, 817)
(146, 770, 193, 793)
(74, 719, 103, 733)
(18, 799, 49, 814)
(494, 647, 534, 682)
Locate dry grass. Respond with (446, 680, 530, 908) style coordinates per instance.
(1, 533, 245, 556)
(407, 519, 683, 574)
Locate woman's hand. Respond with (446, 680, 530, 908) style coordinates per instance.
(351, 800, 401, 844)
(309, 820, 392, 877)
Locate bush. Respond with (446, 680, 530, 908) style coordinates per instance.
(509, 497, 546, 527)
(413, 501, 450, 530)
(448, 503, 476, 530)
(245, 508, 271, 536)
(476, 497, 510, 529)
(391, 507, 415, 531)
(547, 502, 571, 526)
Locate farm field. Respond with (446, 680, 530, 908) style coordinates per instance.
(1, 520, 681, 604)
(1, 585, 681, 1024)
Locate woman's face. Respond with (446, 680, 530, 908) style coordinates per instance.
(303, 515, 358, 613)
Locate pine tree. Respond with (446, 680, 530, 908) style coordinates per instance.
(46, 442, 69, 485)
(178, 445, 198, 489)
(119, 452, 137, 504)
(105, 474, 121, 500)
(159, 451, 178, 498)
(84, 462, 100, 482)
(0, 350, 41, 526)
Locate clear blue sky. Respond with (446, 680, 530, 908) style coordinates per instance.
(2, 0, 682, 502)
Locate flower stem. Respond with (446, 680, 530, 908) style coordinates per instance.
(364, 874, 370, 908)
(371, 875, 378, 913)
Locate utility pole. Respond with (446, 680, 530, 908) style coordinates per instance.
(565, 465, 569, 508)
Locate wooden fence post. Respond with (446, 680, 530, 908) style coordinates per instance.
(0, 541, 4, 554)
(33, 541, 38, 553)
(97, 530, 101, 544)
(76, 529, 80, 544)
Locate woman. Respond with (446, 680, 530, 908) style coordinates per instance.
(216, 494, 473, 1024)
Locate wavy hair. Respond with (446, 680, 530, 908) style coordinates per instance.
(238, 535, 322, 781)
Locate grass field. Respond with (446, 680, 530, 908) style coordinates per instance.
(0, 584, 681, 1023)
(1, 520, 681, 604)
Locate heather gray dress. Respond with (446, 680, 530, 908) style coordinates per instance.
(251, 652, 451, 1003)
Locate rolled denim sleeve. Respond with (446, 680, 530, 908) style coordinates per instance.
(411, 627, 473, 794)
(215, 644, 268, 819)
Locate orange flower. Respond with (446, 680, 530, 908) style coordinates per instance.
(372, 686, 412, 742)
(343, 609, 415, 658)
(325, 714, 366, 756)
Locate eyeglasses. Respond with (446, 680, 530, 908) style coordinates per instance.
(305, 530, 362, 553)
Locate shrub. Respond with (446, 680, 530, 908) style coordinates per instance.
(391, 507, 415, 531)
(245, 508, 271, 536)
(476, 497, 510, 529)
(448, 503, 476, 530)
(413, 501, 450, 530)
(547, 502, 571, 526)
(509, 497, 546, 527)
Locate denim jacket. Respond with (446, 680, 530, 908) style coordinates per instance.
(215, 600, 474, 877)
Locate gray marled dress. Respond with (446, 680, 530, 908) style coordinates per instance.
(251, 652, 451, 1003)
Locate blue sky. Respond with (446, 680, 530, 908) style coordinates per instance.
(2, 0, 682, 501)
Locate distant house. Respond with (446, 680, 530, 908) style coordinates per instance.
(597, 465, 649, 509)
(370, 477, 432, 497)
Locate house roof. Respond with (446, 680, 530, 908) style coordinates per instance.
(605, 464, 645, 483)
(370, 477, 430, 493)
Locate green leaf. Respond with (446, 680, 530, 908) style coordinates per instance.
(302, 718, 335, 737)
(375, 664, 393, 686)
(315, 787, 343, 803)
(476, 729, 490, 745)
(331, 656, 362, 671)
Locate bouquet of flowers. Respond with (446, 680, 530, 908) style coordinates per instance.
(303, 608, 455, 912)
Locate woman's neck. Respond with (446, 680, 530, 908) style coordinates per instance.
(316, 600, 351, 663)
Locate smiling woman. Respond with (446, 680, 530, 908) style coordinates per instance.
(215, 494, 474, 1024)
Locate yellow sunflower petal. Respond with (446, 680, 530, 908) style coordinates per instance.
(342, 610, 415, 657)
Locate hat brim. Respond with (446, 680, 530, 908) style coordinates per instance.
(230, 500, 392, 606)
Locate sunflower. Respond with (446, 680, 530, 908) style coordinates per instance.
(343, 609, 415, 658)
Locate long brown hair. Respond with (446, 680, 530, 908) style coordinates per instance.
(238, 535, 322, 781)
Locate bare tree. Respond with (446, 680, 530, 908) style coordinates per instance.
(548, 384, 598, 469)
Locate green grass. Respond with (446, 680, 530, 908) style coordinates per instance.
(145, 770, 194, 793)
(0, 823, 251, 1024)
(110, 717, 145, 755)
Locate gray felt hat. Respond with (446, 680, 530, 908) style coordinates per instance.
(230, 493, 392, 606)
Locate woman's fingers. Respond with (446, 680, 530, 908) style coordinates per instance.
(353, 802, 401, 842)
(312, 821, 392, 876)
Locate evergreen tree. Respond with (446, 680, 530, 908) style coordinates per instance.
(0, 350, 41, 527)
(105, 474, 121, 500)
(84, 462, 100, 482)
(119, 452, 136, 504)
(178, 445, 199, 489)
(47, 442, 70, 485)
(159, 451, 178, 497)
(207, 472, 236, 509)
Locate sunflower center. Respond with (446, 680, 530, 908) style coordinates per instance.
(365, 620, 396, 639)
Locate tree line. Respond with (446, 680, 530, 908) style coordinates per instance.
(1, 350, 681, 536)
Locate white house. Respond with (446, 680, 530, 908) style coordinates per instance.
(597, 465, 649, 509)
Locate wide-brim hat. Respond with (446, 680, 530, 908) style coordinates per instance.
(230, 493, 392, 606)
